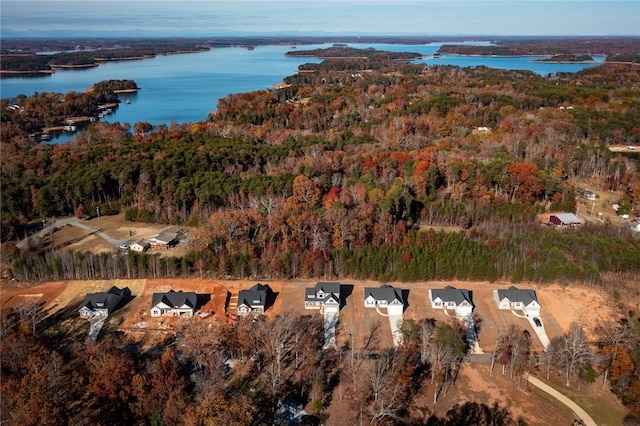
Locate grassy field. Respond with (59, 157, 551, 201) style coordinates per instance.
(536, 377, 628, 426)
(560, 387, 627, 426)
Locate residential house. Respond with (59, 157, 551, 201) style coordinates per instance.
(237, 283, 270, 317)
(150, 290, 197, 317)
(147, 229, 180, 249)
(548, 213, 582, 227)
(493, 286, 541, 317)
(305, 282, 341, 314)
(79, 286, 130, 318)
(130, 239, 151, 252)
(429, 286, 474, 317)
(363, 284, 404, 315)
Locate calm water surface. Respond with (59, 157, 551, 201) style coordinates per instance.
(0, 42, 606, 144)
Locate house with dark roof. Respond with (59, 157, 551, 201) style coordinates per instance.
(305, 282, 341, 314)
(150, 290, 197, 317)
(237, 283, 270, 317)
(549, 213, 582, 227)
(493, 286, 541, 317)
(429, 286, 473, 317)
(79, 286, 130, 318)
(363, 284, 404, 315)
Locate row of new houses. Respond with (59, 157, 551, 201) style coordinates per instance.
(79, 283, 541, 320)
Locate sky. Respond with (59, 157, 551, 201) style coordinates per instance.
(1, 1, 639, 37)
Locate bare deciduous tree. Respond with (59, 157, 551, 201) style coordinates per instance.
(257, 313, 297, 407)
(560, 323, 592, 387)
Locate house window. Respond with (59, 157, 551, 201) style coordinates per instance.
(435, 302, 441, 307)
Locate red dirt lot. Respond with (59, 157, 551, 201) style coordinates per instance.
(1, 281, 66, 311)
(1, 277, 626, 426)
(3, 278, 616, 354)
(117, 279, 286, 342)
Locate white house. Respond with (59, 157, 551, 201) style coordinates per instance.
(79, 286, 130, 318)
(493, 286, 541, 317)
(363, 284, 404, 316)
(237, 283, 270, 317)
(150, 290, 197, 317)
(305, 282, 341, 314)
(130, 239, 151, 252)
(429, 286, 473, 317)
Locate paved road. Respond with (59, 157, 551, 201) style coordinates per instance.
(466, 353, 492, 363)
(17, 216, 129, 249)
(527, 375, 597, 426)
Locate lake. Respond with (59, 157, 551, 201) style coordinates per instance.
(0, 42, 606, 144)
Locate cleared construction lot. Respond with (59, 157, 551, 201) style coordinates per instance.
(1, 279, 614, 352)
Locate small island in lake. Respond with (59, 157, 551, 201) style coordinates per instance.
(286, 45, 422, 60)
(535, 54, 595, 62)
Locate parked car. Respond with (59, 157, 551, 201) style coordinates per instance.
(119, 243, 130, 250)
(533, 317, 542, 327)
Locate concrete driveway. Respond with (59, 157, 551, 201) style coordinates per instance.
(527, 316, 550, 349)
(323, 310, 338, 349)
(88, 316, 107, 341)
(388, 314, 403, 347)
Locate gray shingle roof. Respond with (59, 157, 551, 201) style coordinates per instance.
(151, 290, 197, 309)
(305, 282, 341, 303)
(430, 286, 472, 306)
(496, 286, 539, 306)
(364, 284, 403, 304)
(238, 283, 269, 308)
(315, 282, 340, 295)
(80, 286, 128, 312)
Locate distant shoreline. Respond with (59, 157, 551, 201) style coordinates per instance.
(50, 63, 99, 69)
(95, 50, 207, 62)
(0, 69, 55, 75)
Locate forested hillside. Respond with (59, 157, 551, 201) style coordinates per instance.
(2, 57, 639, 283)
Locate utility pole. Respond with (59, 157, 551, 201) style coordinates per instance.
(96, 206, 100, 218)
